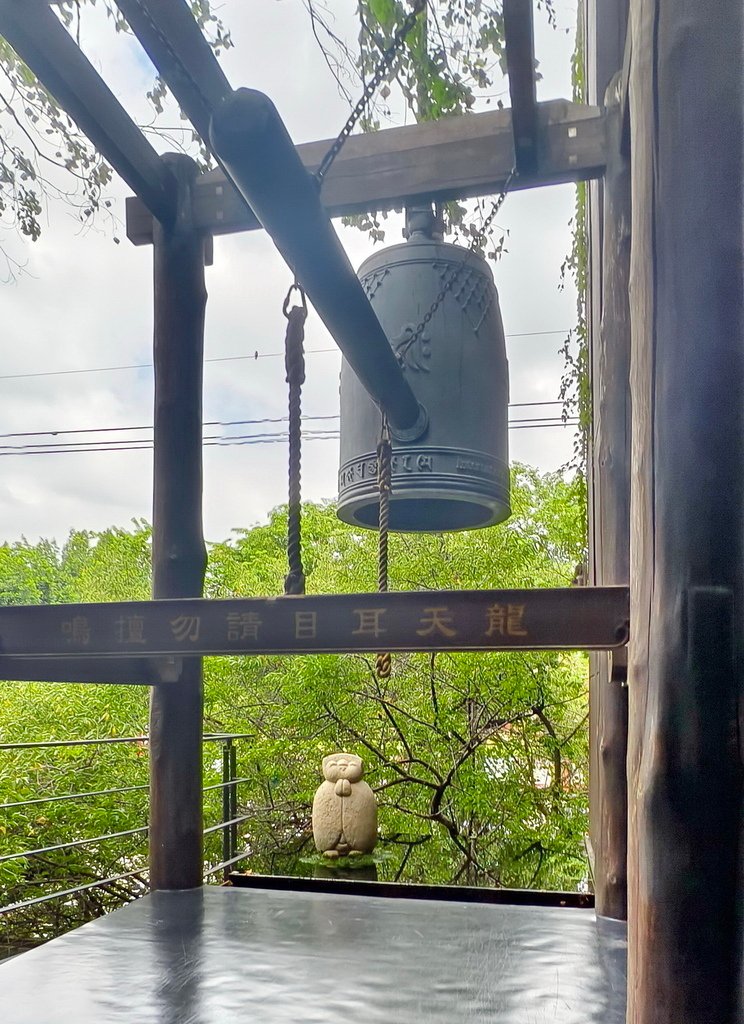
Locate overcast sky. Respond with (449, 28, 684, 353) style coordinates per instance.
(0, 0, 580, 545)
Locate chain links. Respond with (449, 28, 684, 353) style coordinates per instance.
(129, 0, 423, 191)
(126, 0, 216, 115)
(396, 170, 516, 364)
(315, 0, 426, 184)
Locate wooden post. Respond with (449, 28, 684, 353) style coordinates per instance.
(586, 0, 630, 922)
(588, 80, 630, 921)
(149, 154, 208, 890)
(627, 0, 744, 1016)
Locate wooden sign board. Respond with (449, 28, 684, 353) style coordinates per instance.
(0, 588, 628, 661)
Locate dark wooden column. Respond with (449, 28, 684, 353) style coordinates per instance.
(626, 0, 744, 1016)
(588, 80, 630, 921)
(586, 0, 630, 922)
(149, 154, 208, 890)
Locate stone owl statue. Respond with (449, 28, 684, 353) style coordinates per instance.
(312, 752, 377, 857)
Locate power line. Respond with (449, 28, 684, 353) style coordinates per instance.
(0, 415, 340, 441)
(0, 419, 580, 458)
(0, 330, 571, 383)
(0, 403, 566, 443)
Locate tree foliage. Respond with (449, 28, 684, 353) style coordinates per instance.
(0, 465, 589, 954)
(0, 0, 230, 271)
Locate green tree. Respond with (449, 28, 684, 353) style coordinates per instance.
(0, 467, 588, 954)
(204, 465, 588, 889)
(0, 526, 152, 955)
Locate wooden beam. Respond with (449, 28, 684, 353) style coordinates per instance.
(0, 0, 175, 225)
(585, 0, 630, 924)
(503, 0, 539, 175)
(114, 0, 230, 148)
(588, 77, 630, 923)
(0, 586, 629, 658)
(586, 0, 630, 109)
(626, 0, 744, 1014)
(0, 656, 181, 684)
(126, 100, 606, 245)
(149, 154, 208, 891)
(209, 88, 422, 438)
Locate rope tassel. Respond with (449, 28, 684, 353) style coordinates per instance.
(283, 284, 307, 596)
(376, 421, 393, 679)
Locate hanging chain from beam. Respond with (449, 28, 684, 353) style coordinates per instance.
(315, 0, 426, 184)
(283, 284, 307, 596)
(120, 0, 216, 115)
(396, 170, 516, 365)
(375, 417, 393, 679)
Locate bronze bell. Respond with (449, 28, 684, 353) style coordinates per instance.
(337, 207, 511, 532)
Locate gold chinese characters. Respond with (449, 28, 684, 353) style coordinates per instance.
(58, 600, 530, 650)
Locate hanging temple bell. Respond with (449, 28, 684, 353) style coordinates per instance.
(337, 206, 511, 532)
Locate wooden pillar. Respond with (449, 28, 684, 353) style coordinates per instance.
(626, 0, 744, 1016)
(588, 79, 630, 921)
(149, 154, 208, 890)
(586, 0, 630, 922)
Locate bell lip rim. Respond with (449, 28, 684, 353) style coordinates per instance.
(336, 491, 512, 533)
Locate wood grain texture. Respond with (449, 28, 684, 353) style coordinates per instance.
(503, 0, 538, 174)
(586, 0, 630, 925)
(149, 155, 208, 891)
(0, 587, 630, 658)
(589, 83, 630, 922)
(126, 101, 606, 244)
(626, 0, 744, 1016)
(0, 657, 181, 685)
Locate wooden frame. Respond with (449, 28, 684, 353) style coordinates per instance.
(127, 99, 606, 244)
(0, 1, 741, 1018)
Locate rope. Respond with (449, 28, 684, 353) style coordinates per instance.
(375, 419, 393, 679)
(283, 284, 307, 596)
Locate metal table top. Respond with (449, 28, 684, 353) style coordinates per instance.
(0, 885, 627, 1023)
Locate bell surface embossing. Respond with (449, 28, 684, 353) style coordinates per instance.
(338, 208, 511, 532)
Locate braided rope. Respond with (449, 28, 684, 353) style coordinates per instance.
(283, 286, 307, 596)
(375, 422, 393, 679)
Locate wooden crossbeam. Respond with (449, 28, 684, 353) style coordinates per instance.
(0, 0, 175, 225)
(0, 588, 629, 663)
(0, 656, 182, 684)
(127, 100, 606, 244)
(503, 0, 539, 175)
(114, 0, 231, 147)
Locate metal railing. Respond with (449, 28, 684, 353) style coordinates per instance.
(0, 732, 253, 946)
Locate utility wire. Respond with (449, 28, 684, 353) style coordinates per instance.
(0, 330, 570, 383)
(0, 419, 580, 458)
(0, 403, 565, 444)
(0, 416, 574, 449)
